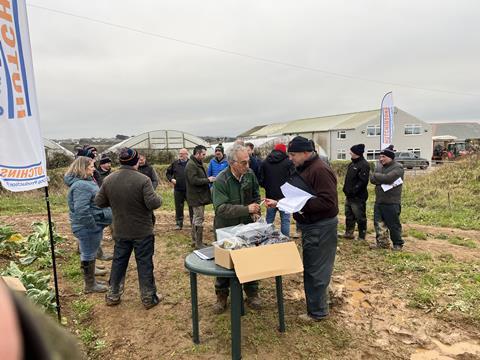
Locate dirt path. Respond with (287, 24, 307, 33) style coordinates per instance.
(2, 212, 480, 359)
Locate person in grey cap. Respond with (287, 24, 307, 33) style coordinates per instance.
(341, 144, 370, 241)
(370, 145, 405, 251)
(265, 136, 338, 322)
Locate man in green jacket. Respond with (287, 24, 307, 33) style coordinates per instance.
(185, 145, 215, 249)
(212, 144, 262, 314)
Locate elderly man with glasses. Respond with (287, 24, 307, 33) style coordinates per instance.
(211, 144, 262, 314)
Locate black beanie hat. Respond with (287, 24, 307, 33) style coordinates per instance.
(99, 155, 112, 165)
(350, 144, 365, 156)
(380, 145, 395, 159)
(215, 143, 224, 153)
(119, 148, 139, 166)
(287, 136, 314, 152)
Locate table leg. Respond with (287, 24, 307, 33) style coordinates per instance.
(231, 277, 242, 360)
(190, 272, 200, 344)
(275, 276, 285, 333)
(240, 291, 245, 316)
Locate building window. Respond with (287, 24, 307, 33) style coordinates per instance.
(408, 148, 421, 156)
(337, 149, 346, 160)
(366, 149, 381, 160)
(404, 124, 421, 135)
(337, 131, 346, 140)
(366, 125, 381, 136)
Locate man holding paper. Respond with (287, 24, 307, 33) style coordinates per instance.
(370, 145, 405, 251)
(265, 136, 338, 322)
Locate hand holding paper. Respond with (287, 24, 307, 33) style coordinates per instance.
(381, 177, 403, 192)
(277, 183, 315, 214)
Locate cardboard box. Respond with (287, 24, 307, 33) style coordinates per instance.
(214, 242, 303, 283)
(1, 276, 27, 294)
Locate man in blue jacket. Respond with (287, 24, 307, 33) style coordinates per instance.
(207, 144, 229, 183)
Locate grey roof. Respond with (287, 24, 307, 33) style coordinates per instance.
(246, 109, 390, 137)
(431, 122, 480, 141)
(237, 125, 266, 137)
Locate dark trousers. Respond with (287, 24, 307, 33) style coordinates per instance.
(109, 234, 156, 300)
(215, 278, 258, 297)
(299, 217, 338, 319)
(345, 199, 367, 233)
(374, 203, 403, 247)
(174, 190, 193, 225)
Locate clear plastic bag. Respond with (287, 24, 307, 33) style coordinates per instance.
(216, 219, 289, 248)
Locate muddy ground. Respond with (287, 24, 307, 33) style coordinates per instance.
(2, 211, 480, 360)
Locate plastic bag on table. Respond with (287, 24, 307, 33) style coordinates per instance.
(215, 218, 278, 247)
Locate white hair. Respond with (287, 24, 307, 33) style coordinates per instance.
(226, 144, 247, 163)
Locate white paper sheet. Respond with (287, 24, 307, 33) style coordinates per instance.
(381, 177, 403, 192)
(277, 183, 315, 214)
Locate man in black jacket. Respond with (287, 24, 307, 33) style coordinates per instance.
(259, 143, 294, 237)
(138, 154, 159, 190)
(166, 148, 193, 230)
(341, 144, 370, 240)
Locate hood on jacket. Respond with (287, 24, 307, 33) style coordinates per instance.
(64, 174, 92, 187)
(267, 150, 288, 164)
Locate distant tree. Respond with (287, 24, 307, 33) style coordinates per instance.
(115, 134, 130, 140)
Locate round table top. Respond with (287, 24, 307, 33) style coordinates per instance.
(184, 252, 236, 278)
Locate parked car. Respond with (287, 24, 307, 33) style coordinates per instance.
(395, 152, 429, 169)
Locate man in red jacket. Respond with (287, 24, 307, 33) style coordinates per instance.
(265, 136, 338, 322)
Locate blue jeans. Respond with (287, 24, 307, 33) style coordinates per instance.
(266, 207, 291, 237)
(298, 217, 338, 319)
(73, 225, 104, 261)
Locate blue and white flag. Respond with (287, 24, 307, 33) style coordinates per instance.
(380, 92, 394, 151)
(0, 0, 47, 192)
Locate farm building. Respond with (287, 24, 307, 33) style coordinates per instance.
(239, 108, 433, 161)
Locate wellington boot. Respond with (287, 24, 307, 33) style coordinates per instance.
(195, 226, 206, 249)
(212, 293, 228, 314)
(82, 261, 108, 294)
(95, 267, 108, 276)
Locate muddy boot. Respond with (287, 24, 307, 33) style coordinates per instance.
(97, 246, 113, 261)
(191, 225, 197, 248)
(246, 293, 262, 310)
(195, 226, 206, 249)
(212, 293, 228, 314)
(95, 266, 108, 276)
(82, 261, 108, 294)
(175, 220, 183, 230)
(371, 222, 390, 249)
(341, 229, 355, 239)
(142, 292, 163, 310)
(105, 290, 121, 306)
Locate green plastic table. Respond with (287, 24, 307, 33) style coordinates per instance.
(184, 253, 286, 360)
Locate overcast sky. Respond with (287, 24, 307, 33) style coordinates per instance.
(26, 0, 480, 139)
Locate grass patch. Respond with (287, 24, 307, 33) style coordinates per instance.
(447, 236, 477, 248)
(407, 228, 428, 240)
(72, 299, 93, 321)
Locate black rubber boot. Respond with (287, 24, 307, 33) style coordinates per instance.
(82, 261, 108, 294)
